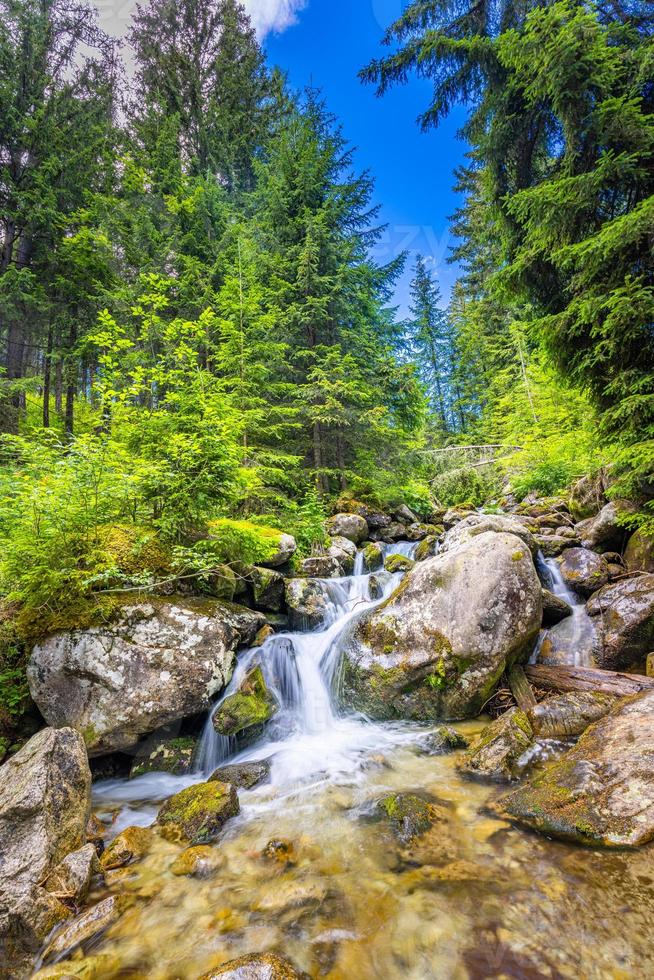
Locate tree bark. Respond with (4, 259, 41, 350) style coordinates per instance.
(525, 665, 654, 698)
(43, 326, 53, 427)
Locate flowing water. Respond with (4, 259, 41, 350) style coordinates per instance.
(58, 544, 654, 979)
(534, 555, 597, 667)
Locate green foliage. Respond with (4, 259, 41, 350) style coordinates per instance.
(431, 466, 502, 508)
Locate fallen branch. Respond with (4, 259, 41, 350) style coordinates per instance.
(525, 665, 654, 698)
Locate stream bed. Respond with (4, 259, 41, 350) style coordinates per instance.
(69, 545, 654, 979)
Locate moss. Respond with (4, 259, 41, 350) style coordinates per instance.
(384, 554, 415, 574)
(213, 666, 277, 737)
(511, 550, 525, 562)
(95, 524, 171, 576)
(157, 780, 240, 845)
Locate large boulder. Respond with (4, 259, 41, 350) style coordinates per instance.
(527, 691, 615, 739)
(326, 513, 368, 544)
(586, 575, 654, 670)
(258, 533, 297, 569)
(248, 566, 286, 613)
(336, 532, 542, 721)
(212, 666, 277, 738)
(285, 579, 330, 631)
(569, 471, 609, 522)
(501, 691, 654, 847)
(441, 513, 538, 557)
(535, 534, 578, 558)
(326, 534, 357, 574)
(28, 599, 264, 756)
(624, 528, 654, 573)
(0, 728, 91, 974)
(558, 548, 609, 597)
(578, 500, 637, 552)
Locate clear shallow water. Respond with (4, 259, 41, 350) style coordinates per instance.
(71, 544, 654, 979)
(534, 554, 597, 667)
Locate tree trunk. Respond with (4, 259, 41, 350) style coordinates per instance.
(313, 421, 327, 493)
(64, 322, 77, 438)
(43, 326, 53, 427)
(525, 665, 654, 698)
(55, 354, 63, 415)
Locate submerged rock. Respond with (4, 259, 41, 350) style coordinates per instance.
(337, 532, 542, 721)
(41, 895, 124, 963)
(213, 666, 278, 738)
(285, 579, 330, 631)
(100, 826, 152, 871)
(527, 691, 615, 739)
(43, 843, 101, 905)
(376, 793, 439, 844)
(501, 691, 654, 847)
(170, 844, 225, 878)
(542, 589, 573, 626)
(457, 708, 533, 783)
(376, 793, 459, 867)
(326, 513, 368, 544)
(0, 727, 91, 974)
(201, 952, 309, 979)
(28, 598, 265, 756)
(383, 553, 415, 573)
(157, 780, 239, 845)
(416, 726, 470, 755)
(587, 575, 654, 670)
(558, 548, 609, 597)
(209, 758, 271, 789)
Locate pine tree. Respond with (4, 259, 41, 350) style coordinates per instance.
(407, 256, 451, 430)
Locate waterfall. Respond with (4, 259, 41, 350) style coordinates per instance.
(534, 552, 596, 667)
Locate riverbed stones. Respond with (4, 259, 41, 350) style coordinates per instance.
(337, 531, 542, 721)
(416, 726, 470, 755)
(28, 598, 265, 756)
(527, 691, 615, 739)
(157, 780, 239, 845)
(41, 895, 124, 963)
(213, 666, 278, 738)
(209, 758, 271, 789)
(0, 727, 92, 973)
(297, 555, 342, 578)
(457, 708, 533, 782)
(170, 845, 225, 879)
(326, 513, 368, 544)
(43, 844, 101, 905)
(362, 542, 383, 572)
(100, 826, 153, 870)
(285, 579, 330, 631)
(542, 589, 573, 627)
(586, 575, 654, 670)
(501, 690, 654, 847)
(442, 513, 538, 557)
(201, 952, 309, 979)
(558, 548, 609, 597)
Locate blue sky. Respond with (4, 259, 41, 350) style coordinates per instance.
(265, 0, 469, 316)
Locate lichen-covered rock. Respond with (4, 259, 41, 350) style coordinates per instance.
(130, 735, 197, 778)
(337, 532, 542, 721)
(535, 535, 577, 558)
(201, 564, 238, 601)
(213, 666, 277, 738)
(285, 579, 330, 631)
(258, 533, 297, 568)
(248, 566, 286, 612)
(586, 575, 654, 670)
(362, 542, 384, 572)
(157, 780, 239, 845)
(0, 727, 91, 974)
(569, 472, 609, 522)
(443, 506, 476, 530)
(376, 793, 459, 868)
(297, 555, 342, 579)
(414, 535, 440, 562)
(542, 589, 573, 627)
(326, 513, 368, 544)
(376, 793, 438, 844)
(579, 500, 637, 552)
(624, 528, 654, 573)
(326, 534, 357, 574)
(442, 513, 539, 557)
(501, 691, 654, 847)
(528, 692, 615, 739)
(209, 758, 271, 789)
(383, 553, 415, 574)
(200, 952, 309, 980)
(416, 726, 470, 755)
(170, 844, 225, 878)
(28, 598, 265, 756)
(405, 523, 439, 542)
(558, 548, 609, 597)
(99, 826, 152, 870)
(457, 708, 533, 782)
(43, 843, 101, 904)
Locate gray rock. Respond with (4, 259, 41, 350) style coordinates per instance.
(528, 691, 615, 739)
(442, 513, 538, 557)
(259, 533, 297, 568)
(558, 548, 609, 597)
(536, 534, 578, 558)
(501, 690, 654, 847)
(394, 504, 419, 525)
(569, 472, 609, 522)
(28, 599, 264, 756)
(201, 952, 309, 979)
(326, 513, 368, 544)
(587, 575, 654, 670)
(129, 735, 197, 778)
(443, 506, 476, 530)
(416, 726, 470, 755)
(0, 728, 91, 974)
(580, 500, 637, 552)
(297, 555, 342, 578)
(209, 759, 271, 789)
(624, 528, 654, 573)
(378, 521, 409, 543)
(43, 843, 101, 905)
(326, 534, 357, 574)
(456, 708, 533, 782)
(337, 531, 542, 721)
(285, 579, 330, 631)
(249, 566, 286, 612)
(542, 589, 573, 626)
(41, 895, 123, 962)
(362, 542, 384, 572)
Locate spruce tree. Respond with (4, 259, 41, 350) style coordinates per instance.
(408, 256, 451, 430)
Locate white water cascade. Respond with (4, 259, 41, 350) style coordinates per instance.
(94, 540, 423, 831)
(534, 553, 596, 667)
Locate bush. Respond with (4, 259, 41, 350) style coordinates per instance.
(431, 465, 502, 507)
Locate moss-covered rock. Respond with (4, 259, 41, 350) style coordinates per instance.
(417, 726, 470, 755)
(95, 524, 171, 577)
(249, 565, 286, 612)
(558, 548, 609, 597)
(384, 553, 416, 574)
(170, 844, 225, 878)
(337, 531, 542, 721)
(201, 953, 309, 980)
(212, 666, 277, 738)
(624, 528, 654, 573)
(376, 793, 436, 844)
(587, 575, 654, 670)
(326, 513, 368, 544)
(362, 542, 384, 573)
(100, 825, 152, 870)
(500, 690, 654, 847)
(415, 535, 440, 562)
(457, 708, 533, 783)
(157, 780, 239, 845)
(527, 691, 615, 739)
(130, 735, 197, 778)
(285, 578, 330, 631)
(569, 472, 609, 522)
(375, 792, 459, 868)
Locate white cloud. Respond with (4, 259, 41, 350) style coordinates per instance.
(95, 0, 307, 39)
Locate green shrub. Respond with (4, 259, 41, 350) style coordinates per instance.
(431, 466, 502, 507)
